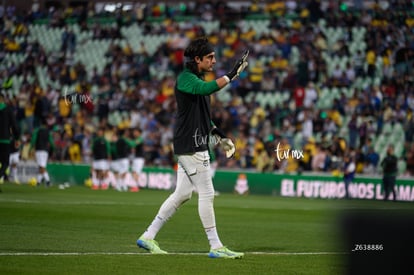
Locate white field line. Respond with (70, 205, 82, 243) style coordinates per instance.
(0, 251, 347, 256)
(0, 198, 160, 206)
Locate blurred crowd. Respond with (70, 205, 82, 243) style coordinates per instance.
(0, 0, 414, 177)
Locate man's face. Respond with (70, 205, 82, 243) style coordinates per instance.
(133, 129, 141, 137)
(196, 52, 216, 72)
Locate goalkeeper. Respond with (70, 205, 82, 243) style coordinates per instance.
(137, 37, 248, 259)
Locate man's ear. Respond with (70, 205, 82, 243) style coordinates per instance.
(194, 56, 201, 64)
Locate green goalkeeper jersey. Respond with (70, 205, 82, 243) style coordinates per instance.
(173, 68, 221, 155)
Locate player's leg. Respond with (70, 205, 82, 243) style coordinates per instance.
(98, 160, 109, 190)
(111, 160, 120, 190)
(131, 158, 143, 191)
(137, 161, 193, 253)
(121, 159, 130, 191)
(180, 151, 244, 258)
(91, 160, 99, 190)
(141, 163, 193, 239)
(107, 168, 116, 190)
(344, 179, 350, 199)
(0, 144, 10, 182)
(116, 159, 127, 191)
(391, 176, 397, 201)
(383, 176, 390, 201)
(41, 151, 50, 186)
(9, 152, 20, 183)
(35, 151, 44, 185)
(179, 152, 223, 249)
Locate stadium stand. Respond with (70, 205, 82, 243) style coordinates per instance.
(0, 1, 413, 177)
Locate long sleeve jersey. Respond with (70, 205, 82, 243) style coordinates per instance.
(134, 136, 144, 158)
(111, 137, 135, 160)
(0, 102, 20, 145)
(30, 126, 55, 151)
(173, 68, 222, 155)
(92, 136, 111, 160)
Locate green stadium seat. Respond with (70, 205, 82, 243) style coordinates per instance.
(381, 122, 392, 135)
(394, 143, 404, 158)
(398, 159, 407, 175)
(392, 123, 404, 136)
(293, 132, 303, 149)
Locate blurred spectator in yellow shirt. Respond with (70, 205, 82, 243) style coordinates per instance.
(270, 54, 289, 71)
(249, 61, 265, 90)
(256, 147, 272, 172)
(366, 48, 376, 77)
(299, 137, 317, 171)
(68, 139, 82, 163)
(58, 96, 72, 119)
(3, 37, 20, 52)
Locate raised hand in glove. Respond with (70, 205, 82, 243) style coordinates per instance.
(225, 50, 249, 82)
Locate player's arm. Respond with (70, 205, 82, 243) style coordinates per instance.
(125, 137, 136, 148)
(48, 133, 55, 151)
(91, 138, 95, 152)
(30, 128, 39, 151)
(178, 50, 249, 95)
(210, 121, 225, 137)
(135, 136, 143, 145)
(105, 139, 111, 159)
(209, 122, 235, 159)
(110, 142, 117, 157)
(217, 50, 249, 87)
(9, 108, 20, 140)
(178, 72, 220, 96)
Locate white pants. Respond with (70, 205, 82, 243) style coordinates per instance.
(35, 151, 48, 168)
(9, 152, 19, 165)
(210, 160, 218, 179)
(116, 158, 130, 174)
(92, 159, 109, 171)
(132, 158, 145, 174)
(157, 151, 216, 228)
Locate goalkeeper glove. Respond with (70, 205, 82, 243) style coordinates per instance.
(225, 50, 249, 82)
(211, 127, 236, 158)
(220, 138, 235, 158)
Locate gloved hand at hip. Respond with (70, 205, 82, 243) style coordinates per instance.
(211, 127, 236, 158)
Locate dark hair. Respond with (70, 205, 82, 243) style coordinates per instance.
(184, 37, 214, 74)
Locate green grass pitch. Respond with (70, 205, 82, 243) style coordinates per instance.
(1, 183, 413, 274)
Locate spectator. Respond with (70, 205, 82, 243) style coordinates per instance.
(300, 137, 316, 172)
(348, 113, 359, 149)
(406, 144, 414, 177)
(303, 82, 318, 108)
(0, 1, 413, 179)
(343, 154, 356, 199)
(67, 138, 82, 163)
(311, 143, 327, 171)
(381, 145, 398, 201)
(293, 83, 305, 110)
(364, 146, 380, 175)
(365, 47, 377, 78)
(300, 109, 314, 143)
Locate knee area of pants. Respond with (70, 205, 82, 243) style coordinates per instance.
(173, 192, 193, 204)
(198, 190, 215, 201)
